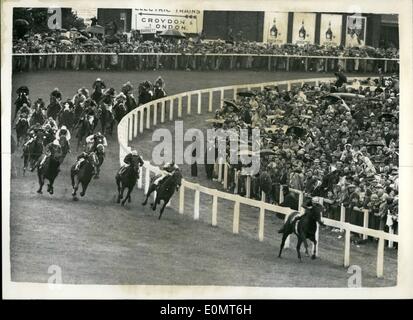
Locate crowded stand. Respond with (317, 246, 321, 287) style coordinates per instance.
(207, 75, 399, 236)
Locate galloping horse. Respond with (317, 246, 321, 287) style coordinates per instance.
(138, 82, 153, 106)
(46, 96, 61, 120)
(153, 86, 167, 100)
(278, 202, 325, 261)
(113, 101, 127, 124)
(22, 135, 43, 175)
(14, 87, 31, 121)
(36, 147, 62, 195)
(70, 152, 99, 200)
(15, 117, 29, 146)
(30, 107, 46, 127)
(143, 169, 183, 219)
(115, 155, 144, 206)
(75, 117, 93, 151)
(59, 135, 70, 164)
(58, 107, 75, 129)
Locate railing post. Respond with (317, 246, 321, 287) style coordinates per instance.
(178, 96, 183, 118)
(246, 176, 251, 198)
(212, 195, 218, 226)
(139, 109, 144, 133)
(144, 167, 150, 195)
(217, 159, 223, 182)
(187, 94, 192, 114)
(388, 226, 394, 248)
(234, 169, 239, 194)
(363, 209, 369, 240)
(223, 163, 228, 190)
(284, 214, 291, 249)
(153, 103, 157, 126)
(197, 92, 202, 114)
(194, 188, 200, 220)
(340, 205, 346, 231)
(169, 98, 174, 121)
(377, 237, 385, 277)
(233, 201, 240, 234)
(208, 90, 213, 112)
(261, 191, 266, 202)
(161, 101, 165, 123)
(128, 117, 133, 141)
(233, 88, 237, 100)
(146, 106, 151, 129)
(287, 81, 291, 91)
(133, 111, 138, 137)
(258, 205, 265, 241)
(179, 184, 185, 214)
(298, 191, 303, 211)
(220, 88, 224, 101)
(279, 186, 284, 204)
(344, 227, 351, 267)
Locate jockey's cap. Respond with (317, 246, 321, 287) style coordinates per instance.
(97, 144, 104, 150)
(96, 78, 101, 82)
(52, 139, 60, 146)
(116, 92, 127, 100)
(61, 125, 67, 131)
(131, 150, 138, 156)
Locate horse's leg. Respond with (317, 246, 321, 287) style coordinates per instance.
(116, 178, 121, 203)
(278, 232, 290, 258)
(296, 237, 302, 262)
(302, 235, 310, 257)
(121, 187, 132, 206)
(309, 235, 317, 260)
(158, 200, 168, 220)
(80, 181, 88, 197)
(142, 184, 154, 206)
(71, 173, 79, 199)
(48, 177, 56, 195)
(127, 185, 133, 203)
(151, 193, 159, 211)
(37, 172, 44, 194)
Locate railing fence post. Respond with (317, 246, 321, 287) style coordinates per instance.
(169, 98, 174, 121)
(212, 194, 218, 226)
(197, 92, 202, 114)
(139, 109, 144, 133)
(179, 185, 185, 214)
(344, 227, 351, 267)
(259, 205, 265, 241)
(233, 201, 240, 234)
(161, 101, 165, 123)
(246, 176, 251, 198)
(208, 90, 213, 112)
(194, 188, 200, 220)
(153, 103, 157, 126)
(340, 205, 346, 232)
(187, 94, 192, 114)
(377, 237, 385, 277)
(363, 209, 369, 240)
(178, 96, 183, 118)
(146, 106, 151, 129)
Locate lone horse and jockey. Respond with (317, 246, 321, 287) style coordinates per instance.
(71, 151, 100, 200)
(142, 161, 182, 219)
(115, 150, 144, 206)
(35, 139, 62, 195)
(278, 198, 325, 261)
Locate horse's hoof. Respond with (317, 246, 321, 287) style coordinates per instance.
(311, 255, 316, 260)
(49, 190, 54, 195)
(37, 190, 42, 194)
(141, 202, 146, 206)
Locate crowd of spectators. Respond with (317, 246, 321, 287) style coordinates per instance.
(209, 75, 399, 236)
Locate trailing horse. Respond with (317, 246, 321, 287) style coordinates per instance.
(36, 149, 62, 195)
(115, 155, 144, 206)
(15, 117, 29, 146)
(22, 135, 43, 175)
(75, 117, 93, 151)
(278, 202, 325, 261)
(142, 169, 182, 219)
(70, 152, 99, 201)
(113, 101, 127, 124)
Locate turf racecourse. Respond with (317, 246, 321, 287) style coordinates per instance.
(9, 70, 397, 287)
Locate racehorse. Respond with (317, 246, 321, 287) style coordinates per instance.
(143, 169, 183, 220)
(75, 117, 93, 151)
(59, 135, 70, 164)
(73, 101, 84, 130)
(138, 82, 154, 106)
(125, 94, 138, 113)
(15, 117, 29, 146)
(70, 152, 99, 201)
(115, 155, 144, 206)
(46, 97, 61, 120)
(58, 107, 75, 129)
(22, 134, 43, 175)
(153, 87, 167, 100)
(113, 101, 127, 124)
(98, 104, 115, 136)
(36, 148, 62, 195)
(30, 107, 46, 127)
(94, 144, 105, 179)
(14, 89, 31, 121)
(278, 202, 325, 261)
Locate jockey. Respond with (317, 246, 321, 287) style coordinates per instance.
(73, 151, 97, 175)
(15, 103, 31, 123)
(56, 125, 71, 141)
(92, 78, 106, 91)
(118, 149, 142, 174)
(121, 81, 134, 95)
(32, 139, 61, 171)
(115, 92, 127, 103)
(50, 87, 62, 103)
(15, 110, 30, 126)
(154, 76, 165, 89)
(44, 117, 58, 131)
(85, 132, 107, 152)
(24, 123, 43, 147)
(152, 160, 179, 187)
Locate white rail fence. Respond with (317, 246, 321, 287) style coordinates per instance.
(117, 76, 399, 278)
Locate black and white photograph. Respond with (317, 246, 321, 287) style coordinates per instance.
(2, 0, 413, 299)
